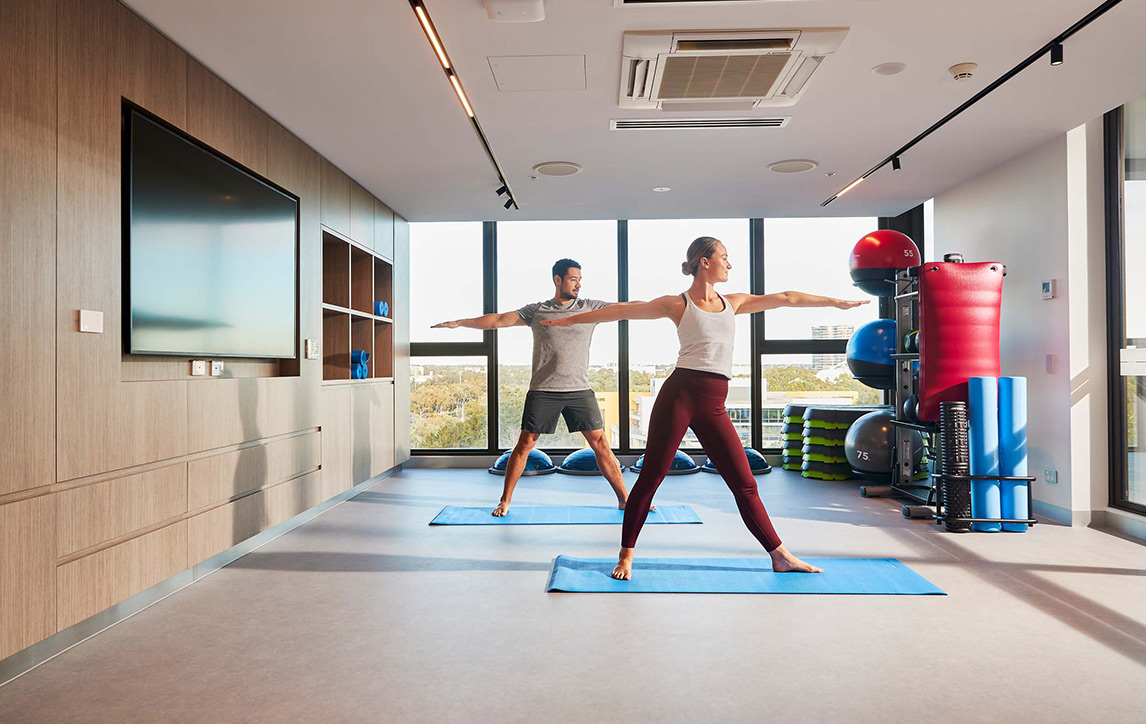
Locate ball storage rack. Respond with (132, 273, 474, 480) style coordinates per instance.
(860, 263, 1038, 529)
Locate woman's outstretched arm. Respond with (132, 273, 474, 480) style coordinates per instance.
(725, 291, 868, 315)
(541, 296, 678, 327)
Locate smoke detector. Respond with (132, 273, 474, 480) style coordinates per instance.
(532, 161, 582, 177)
(948, 62, 978, 82)
(768, 159, 818, 174)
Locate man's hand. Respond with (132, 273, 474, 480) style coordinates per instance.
(432, 320, 461, 329)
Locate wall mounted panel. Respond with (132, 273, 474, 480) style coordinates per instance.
(56, 464, 187, 558)
(0, 0, 57, 496)
(56, 521, 187, 630)
(0, 496, 56, 660)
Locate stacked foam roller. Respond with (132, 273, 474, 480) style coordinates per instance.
(780, 404, 808, 471)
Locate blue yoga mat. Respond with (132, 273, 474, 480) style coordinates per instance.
(546, 556, 945, 595)
(999, 376, 1029, 532)
(968, 376, 1002, 532)
(430, 505, 702, 526)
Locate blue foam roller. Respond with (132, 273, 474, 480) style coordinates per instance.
(374, 301, 384, 316)
(968, 377, 1001, 532)
(999, 377, 1029, 532)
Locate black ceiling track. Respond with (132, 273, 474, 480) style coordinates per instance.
(822, 0, 1126, 207)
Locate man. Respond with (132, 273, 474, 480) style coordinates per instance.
(433, 259, 630, 516)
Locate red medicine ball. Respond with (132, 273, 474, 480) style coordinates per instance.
(849, 230, 921, 297)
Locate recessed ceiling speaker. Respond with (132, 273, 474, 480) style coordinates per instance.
(532, 161, 582, 177)
(767, 159, 818, 174)
(949, 62, 978, 82)
(871, 62, 907, 76)
(484, 0, 545, 22)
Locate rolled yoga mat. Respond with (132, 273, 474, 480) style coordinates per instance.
(546, 556, 945, 595)
(999, 376, 1029, 532)
(968, 376, 1002, 532)
(430, 505, 702, 525)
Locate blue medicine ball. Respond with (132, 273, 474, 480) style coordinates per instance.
(488, 448, 556, 476)
(702, 447, 772, 475)
(630, 450, 699, 475)
(846, 319, 896, 390)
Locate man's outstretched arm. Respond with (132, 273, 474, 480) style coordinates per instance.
(432, 311, 525, 330)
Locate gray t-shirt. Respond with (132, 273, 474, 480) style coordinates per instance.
(516, 298, 611, 392)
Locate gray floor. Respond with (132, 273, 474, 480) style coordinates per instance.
(1, 467, 1145, 724)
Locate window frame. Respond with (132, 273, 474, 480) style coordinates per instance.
(1104, 105, 1146, 517)
(410, 212, 924, 457)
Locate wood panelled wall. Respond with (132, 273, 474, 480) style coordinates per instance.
(0, 0, 410, 661)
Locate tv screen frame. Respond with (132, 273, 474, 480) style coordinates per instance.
(122, 102, 300, 360)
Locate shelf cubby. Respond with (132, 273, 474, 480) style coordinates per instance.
(322, 226, 394, 385)
(322, 232, 350, 308)
(351, 317, 374, 379)
(323, 309, 350, 381)
(350, 245, 374, 315)
(374, 320, 393, 378)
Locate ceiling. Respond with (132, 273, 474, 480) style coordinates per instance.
(122, 0, 1146, 222)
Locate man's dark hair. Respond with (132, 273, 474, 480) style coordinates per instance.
(552, 258, 581, 280)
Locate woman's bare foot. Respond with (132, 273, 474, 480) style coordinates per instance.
(491, 501, 510, 517)
(617, 498, 654, 512)
(612, 548, 635, 580)
(768, 544, 822, 573)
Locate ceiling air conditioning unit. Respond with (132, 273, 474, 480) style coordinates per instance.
(619, 28, 848, 110)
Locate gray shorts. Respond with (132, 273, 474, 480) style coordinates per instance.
(521, 390, 603, 435)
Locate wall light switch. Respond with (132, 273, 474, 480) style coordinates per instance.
(1041, 279, 1057, 300)
(210, 360, 224, 376)
(1046, 354, 1057, 374)
(78, 309, 104, 333)
(190, 360, 207, 376)
(305, 339, 320, 360)
(1045, 469, 1058, 485)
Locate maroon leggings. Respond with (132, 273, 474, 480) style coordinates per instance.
(622, 368, 782, 551)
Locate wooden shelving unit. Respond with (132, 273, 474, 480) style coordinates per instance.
(322, 228, 394, 382)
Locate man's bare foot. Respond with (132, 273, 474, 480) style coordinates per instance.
(492, 501, 510, 517)
(611, 548, 634, 580)
(768, 544, 823, 573)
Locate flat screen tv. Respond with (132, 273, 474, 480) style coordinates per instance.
(124, 106, 298, 358)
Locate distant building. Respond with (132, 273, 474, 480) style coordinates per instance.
(812, 324, 854, 370)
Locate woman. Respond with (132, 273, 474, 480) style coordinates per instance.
(543, 236, 868, 580)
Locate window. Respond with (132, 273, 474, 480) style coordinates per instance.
(762, 217, 880, 340)
(410, 357, 488, 449)
(409, 222, 484, 343)
(495, 221, 619, 448)
(1112, 96, 1146, 511)
(627, 219, 751, 448)
(759, 353, 880, 448)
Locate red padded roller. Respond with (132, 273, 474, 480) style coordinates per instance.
(917, 261, 1003, 422)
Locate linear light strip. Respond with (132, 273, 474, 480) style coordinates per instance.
(408, 1, 518, 210)
(821, 0, 1126, 206)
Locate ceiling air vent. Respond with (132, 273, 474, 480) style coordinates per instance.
(614, 0, 819, 5)
(610, 117, 789, 130)
(619, 28, 847, 110)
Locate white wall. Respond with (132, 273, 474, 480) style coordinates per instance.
(932, 127, 1108, 525)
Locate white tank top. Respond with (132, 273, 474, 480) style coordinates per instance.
(675, 291, 735, 379)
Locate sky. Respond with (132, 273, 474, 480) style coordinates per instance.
(410, 217, 881, 367)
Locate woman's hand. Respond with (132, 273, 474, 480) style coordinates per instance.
(833, 299, 870, 310)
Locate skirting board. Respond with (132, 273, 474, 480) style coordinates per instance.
(0, 466, 402, 689)
(1091, 507, 1146, 544)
